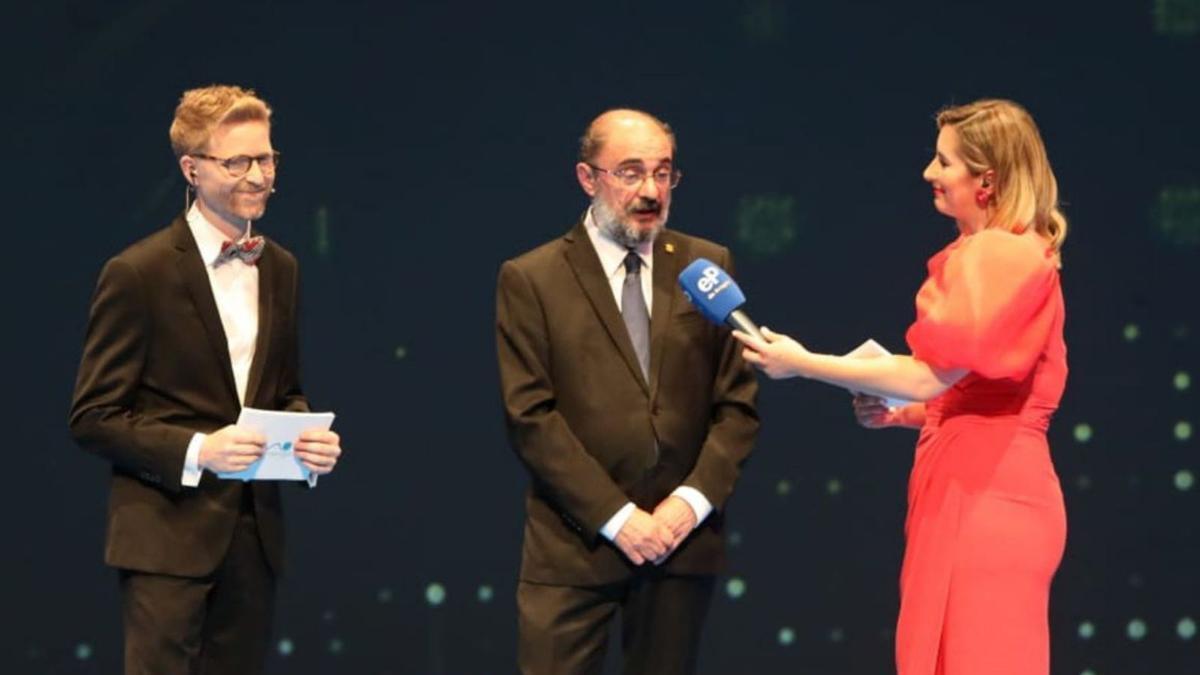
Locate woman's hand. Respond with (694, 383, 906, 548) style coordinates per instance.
(732, 326, 811, 379)
(852, 394, 897, 429)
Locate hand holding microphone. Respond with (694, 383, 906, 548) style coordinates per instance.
(677, 258, 811, 379)
(734, 325, 812, 379)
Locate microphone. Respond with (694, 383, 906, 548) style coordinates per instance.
(677, 258, 763, 340)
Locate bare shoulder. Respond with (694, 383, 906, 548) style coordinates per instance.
(963, 228, 1055, 271)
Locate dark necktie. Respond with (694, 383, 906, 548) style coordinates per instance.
(214, 236, 265, 267)
(622, 251, 650, 378)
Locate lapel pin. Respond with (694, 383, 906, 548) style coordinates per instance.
(664, 242, 675, 254)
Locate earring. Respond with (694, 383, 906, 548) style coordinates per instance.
(975, 189, 991, 208)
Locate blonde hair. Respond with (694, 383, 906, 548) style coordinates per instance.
(169, 85, 272, 158)
(936, 99, 1068, 256)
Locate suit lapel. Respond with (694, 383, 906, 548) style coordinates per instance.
(170, 216, 240, 407)
(648, 231, 683, 397)
(243, 242, 275, 408)
(562, 221, 650, 394)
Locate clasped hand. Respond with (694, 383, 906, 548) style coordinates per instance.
(613, 496, 698, 566)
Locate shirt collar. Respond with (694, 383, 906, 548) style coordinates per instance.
(584, 207, 653, 279)
(186, 203, 253, 267)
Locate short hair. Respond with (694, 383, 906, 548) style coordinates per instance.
(936, 99, 1068, 256)
(169, 84, 272, 158)
(578, 109, 677, 164)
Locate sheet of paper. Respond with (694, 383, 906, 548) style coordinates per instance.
(217, 408, 335, 486)
(843, 339, 912, 409)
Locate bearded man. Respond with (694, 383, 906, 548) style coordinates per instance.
(495, 108, 759, 675)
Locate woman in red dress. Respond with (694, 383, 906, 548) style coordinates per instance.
(735, 99, 1069, 675)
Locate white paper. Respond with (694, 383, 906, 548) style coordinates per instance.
(217, 407, 335, 486)
(843, 339, 912, 409)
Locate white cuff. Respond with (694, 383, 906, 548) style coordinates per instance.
(182, 433, 205, 487)
(599, 502, 636, 541)
(671, 486, 713, 527)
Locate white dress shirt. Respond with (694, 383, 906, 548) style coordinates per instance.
(583, 209, 713, 541)
(181, 204, 260, 487)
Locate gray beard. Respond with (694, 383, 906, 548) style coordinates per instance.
(592, 196, 667, 249)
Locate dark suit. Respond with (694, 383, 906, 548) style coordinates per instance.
(496, 220, 759, 674)
(69, 214, 307, 674)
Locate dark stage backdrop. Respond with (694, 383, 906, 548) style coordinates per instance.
(5, 1, 1198, 673)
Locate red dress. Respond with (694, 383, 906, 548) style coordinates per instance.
(898, 229, 1068, 675)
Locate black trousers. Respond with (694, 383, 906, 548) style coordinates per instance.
(517, 572, 716, 675)
(119, 491, 276, 675)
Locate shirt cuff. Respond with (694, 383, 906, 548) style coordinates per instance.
(671, 486, 713, 526)
(599, 502, 637, 541)
(182, 433, 205, 487)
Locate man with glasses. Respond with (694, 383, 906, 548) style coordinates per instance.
(69, 84, 342, 674)
(496, 109, 759, 674)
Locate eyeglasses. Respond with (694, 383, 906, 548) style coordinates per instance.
(190, 151, 281, 178)
(588, 163, 682, 189)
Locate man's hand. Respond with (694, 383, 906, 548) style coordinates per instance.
(199, 425, 266, 473)
(295, 429, 342, 475)
(614, 509, 675, 566)
(651, 496, 699, 564)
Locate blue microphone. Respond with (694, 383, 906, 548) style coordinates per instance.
(677, 258, 763, 340)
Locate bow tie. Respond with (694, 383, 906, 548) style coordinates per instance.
(214, 236, 265, 267)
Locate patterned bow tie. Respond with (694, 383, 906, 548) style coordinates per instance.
(214, 236, 265, 267)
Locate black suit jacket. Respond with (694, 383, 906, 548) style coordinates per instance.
(69, 214, 308, 577)
(496, 220, 759, 585)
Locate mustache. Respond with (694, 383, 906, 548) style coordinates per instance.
(627, 198, 662, 215)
